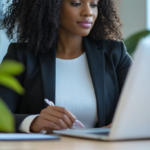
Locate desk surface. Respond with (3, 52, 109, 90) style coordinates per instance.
(0, 135, 150, 150)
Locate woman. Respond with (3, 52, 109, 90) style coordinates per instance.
(0, 0, 132, 133)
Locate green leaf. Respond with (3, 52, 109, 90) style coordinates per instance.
(0, 98, 15, 132)
(0, 74, 25, 95)
(124, 30, 150, 55)
(0, 60, 24, 75)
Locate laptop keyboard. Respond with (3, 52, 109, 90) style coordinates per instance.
(89, 131, 109, 136)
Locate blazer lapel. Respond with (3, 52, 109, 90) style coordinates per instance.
(83, 37, 105, 127)
(39, 45, 56, 108)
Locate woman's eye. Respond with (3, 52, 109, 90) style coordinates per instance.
(71, 3, 81, 7)
(90, 4, 98, 8)
(70, 2, 98, 8)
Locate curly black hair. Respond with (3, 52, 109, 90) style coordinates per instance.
(0, 0, 123, 54)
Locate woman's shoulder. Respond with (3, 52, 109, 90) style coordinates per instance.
(97, 39, 126, 52)
(87, 36, 126, 53)
(7, 42, 35, 56)
(4, 43, 35, 63)
(92, 38, 132, 68)
(8, 42, 27, 52)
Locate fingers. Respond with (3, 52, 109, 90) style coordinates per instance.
(41, 113, 68, 129)
(100, 124, 112, 128)
(50, 106, 76, 123)
(43, 109, 73, 128)
(30, 106, 77, 133)
(38, 119, 61, 132)
(41, 106, 76, 129)
(30, 116, 61, 133)
(42, 120, 61, 131)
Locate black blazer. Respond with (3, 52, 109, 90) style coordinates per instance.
(0, 37, 132, 132)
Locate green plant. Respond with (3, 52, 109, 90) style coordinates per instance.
(0, 60, 24, 132)
(124, 29, 150, 55)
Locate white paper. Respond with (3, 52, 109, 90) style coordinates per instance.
(0, 133, 59, 140)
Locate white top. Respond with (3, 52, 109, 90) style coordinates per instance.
(19, 52, 98, 133)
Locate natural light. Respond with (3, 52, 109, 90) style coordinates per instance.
(147, 0, 150, 30)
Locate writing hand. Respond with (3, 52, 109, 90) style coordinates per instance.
(100, 124, 112, 128)
(30, 106, 76, 133)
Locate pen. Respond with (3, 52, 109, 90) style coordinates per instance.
(44, 98, 55, 106)
(44, 98, 85, 129)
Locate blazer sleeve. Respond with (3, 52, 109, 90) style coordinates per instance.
(0, 43, 29, 132)
(116, 41, 133, 93)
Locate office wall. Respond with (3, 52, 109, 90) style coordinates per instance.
(118, 0, 147, 39)
(0, 0, 148, 63)
(147, 0, 150, 30)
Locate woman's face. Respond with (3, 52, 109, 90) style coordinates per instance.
(59, 0, 99, 36)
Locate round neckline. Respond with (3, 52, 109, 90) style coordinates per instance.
(56, 52, 85, 61)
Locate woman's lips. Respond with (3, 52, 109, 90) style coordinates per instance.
(77, 22, 92, 28)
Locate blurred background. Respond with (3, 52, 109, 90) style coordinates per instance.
(0, 0, 150, 63)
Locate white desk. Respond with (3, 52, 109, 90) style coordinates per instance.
(0, 136, 150, 150)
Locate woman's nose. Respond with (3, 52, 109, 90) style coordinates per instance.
(81, 5, 93, 17)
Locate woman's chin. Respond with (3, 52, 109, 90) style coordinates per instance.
(77, 31, 91, 37)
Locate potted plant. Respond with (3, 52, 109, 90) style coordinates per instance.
(0, 60, 24, 132)
(124, 29, 150, 55)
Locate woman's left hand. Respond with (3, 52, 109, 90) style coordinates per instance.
(101, 124, 112, 128)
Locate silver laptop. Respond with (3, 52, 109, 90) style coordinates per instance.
(53, 37, 150, 141)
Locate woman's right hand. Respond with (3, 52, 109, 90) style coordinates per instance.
(30, 106, 76, 133)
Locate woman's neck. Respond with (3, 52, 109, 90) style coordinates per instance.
(57, 30, 84, 59)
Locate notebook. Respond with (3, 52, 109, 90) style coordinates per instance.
(0, 133, 60, 141)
